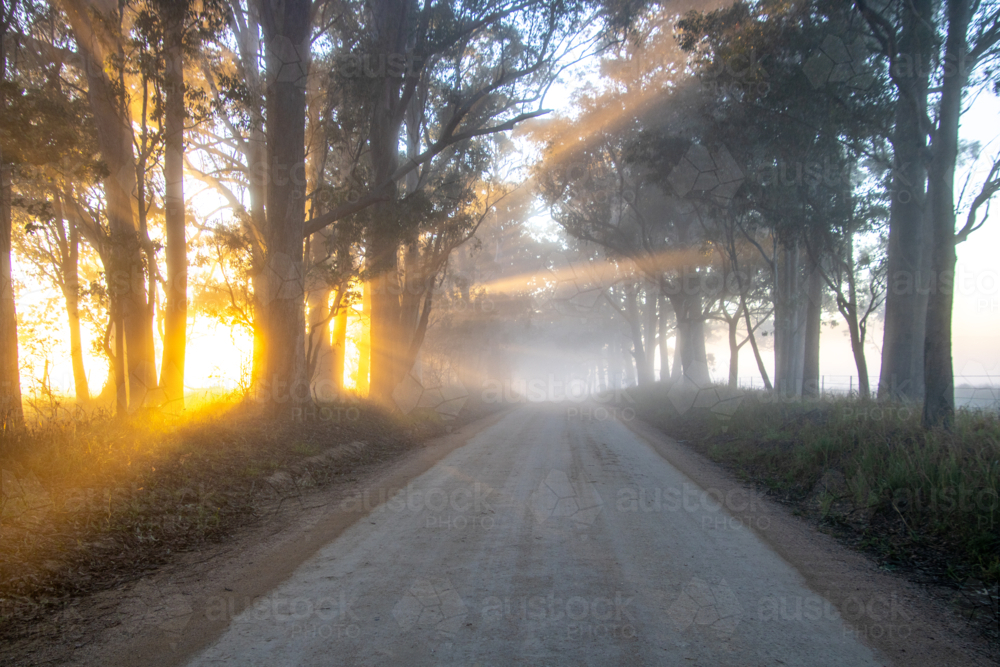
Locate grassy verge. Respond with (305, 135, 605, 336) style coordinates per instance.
(0, 396, 480, 640)
(632, 384, 1000, 636)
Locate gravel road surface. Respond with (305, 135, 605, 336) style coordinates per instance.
(185, 405, 886, 666)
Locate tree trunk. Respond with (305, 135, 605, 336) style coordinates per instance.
(134, 109, 159, 411)
(395, 99, 426, 377)
(836, 235, 872, 399)
(0, 164, 19, 424)
(923, 0, 971, 429)
(668, 290, 710, 386)
(356, 281, 371, 396)
(366, 0, 409, 404)
(688, 303, 710, 385)
(727, 316, 739, 389)
(306, 282, 333, 399)
(773, 244, 791, 394)
(331, 296, 347, 396)
(63, 215, 89, 402)
(65, 288, 89, 402)
(774, 240, 806, 396)
(396, 240, 430, 384)
(303, 50, 335, 401)
(671, 324, 683, 381)
(847, 309, 871, 398)
(244, 2, 269, 390)
(159, 0, 188, 410)
(624, 283, 652, 386)
(258, 0, 311, 414)
(743, 302, 772, 390)
(658, 294, 670, 381)
(877, 0, 933, 402)
(218, 0, 268, 389)
(368, 251, 403, 402)
(113, 316, 126, 415)
(63, 0, 157, 412)
(641, 283, 658, 384)
(0, 22, 22, 428)
(802, 254, 823, 398)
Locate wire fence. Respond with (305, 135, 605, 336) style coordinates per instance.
(730, 375, 1000, 410)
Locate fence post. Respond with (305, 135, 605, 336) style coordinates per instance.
(849, 376, 853, 395)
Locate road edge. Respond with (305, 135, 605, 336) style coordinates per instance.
(623, 415, 996, 667)
(63, 408, 512, 667)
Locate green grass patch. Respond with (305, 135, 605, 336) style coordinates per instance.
(632, 384, 1000, 589)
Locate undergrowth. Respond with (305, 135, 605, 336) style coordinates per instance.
(0, 396, 434, 638)
(633, 384, 1000, 593)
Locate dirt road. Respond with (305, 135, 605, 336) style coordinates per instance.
(177, 404, 917, 666)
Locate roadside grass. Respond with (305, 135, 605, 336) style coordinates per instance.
(0, 395, 457, 639)
(632, 383, 1000, 628)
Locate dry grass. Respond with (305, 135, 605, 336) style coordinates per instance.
(0, 396, 443, 639)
